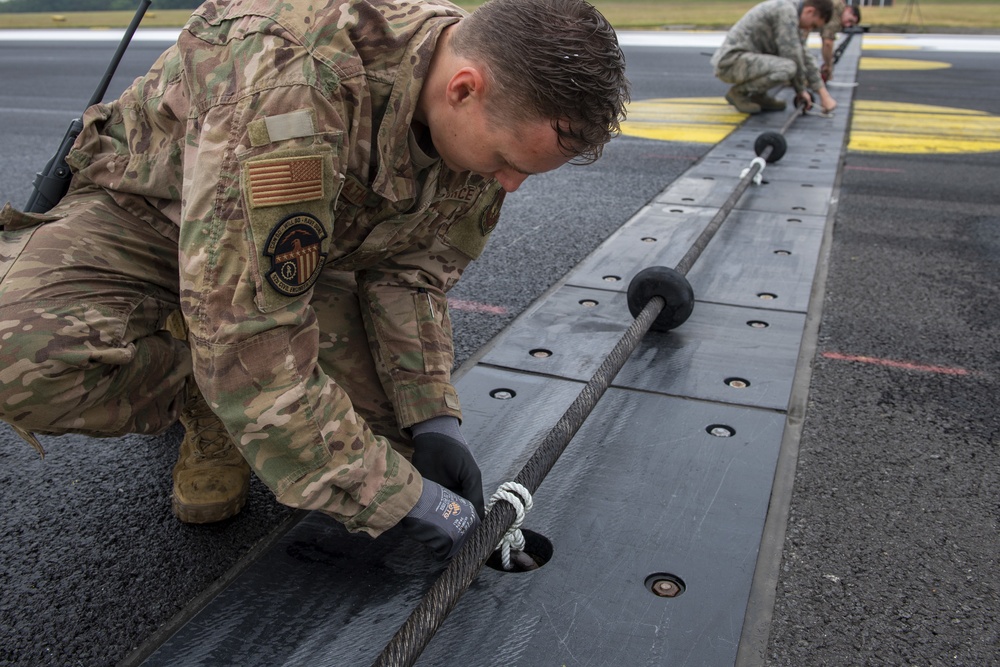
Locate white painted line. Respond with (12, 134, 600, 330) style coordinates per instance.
(615, 31, 1000, 53)
(0, 29, 998, 53)
(863, 34, 1000, 53)
(616, 31, 725, 48)
(0, 28, 181, 41)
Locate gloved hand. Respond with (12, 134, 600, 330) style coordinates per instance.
(402, 478, 479, 560)
(411, 431, 486, 519)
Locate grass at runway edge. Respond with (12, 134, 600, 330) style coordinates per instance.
(1, 1, 998, 32)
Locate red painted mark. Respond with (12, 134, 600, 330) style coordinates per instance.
(447, 298, 508, 315)
(844, 165, 905, 173)
(822, 351, 971, 376)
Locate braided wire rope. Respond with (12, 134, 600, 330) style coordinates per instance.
(675, 105, 803, 276)
(371, 295, 665, 667)
(833, 28, 859, 65)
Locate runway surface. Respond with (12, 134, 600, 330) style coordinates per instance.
(0, 28, 997, 667)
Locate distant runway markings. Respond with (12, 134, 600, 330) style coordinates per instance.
(849, 101, 1000, 154)
(859, 41, 921, 51)
(620, 97, 746, 144)
(622, 97, 1000, 155)
(859, 57, 951, 71)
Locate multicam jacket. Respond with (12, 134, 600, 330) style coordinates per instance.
(66, 0, 505, 535)
(821, 0, 846, 42)
(711, 0, 823, 94)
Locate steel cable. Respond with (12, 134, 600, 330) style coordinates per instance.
(675, 105, 802, 275)
(372, 296, 664, 667)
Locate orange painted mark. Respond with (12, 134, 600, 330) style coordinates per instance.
(822, 351, 972, 376)
(447, 298, 508, 315)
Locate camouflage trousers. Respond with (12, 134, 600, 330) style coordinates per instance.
(714, 51, 797, 95)
(0, 187, 410, 462)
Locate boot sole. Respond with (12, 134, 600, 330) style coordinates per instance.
(171, 489, 248, 524)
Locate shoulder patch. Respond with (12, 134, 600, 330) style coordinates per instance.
(443, 186, 506, 260)
(264, 213, 328, 296)
(480, 189, 505, 236)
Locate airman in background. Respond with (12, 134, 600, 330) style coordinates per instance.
(712, 0, 837, 114)
(820, 1, 862, 82)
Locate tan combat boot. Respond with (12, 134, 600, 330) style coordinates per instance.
(172, 382, 251, 523)
(725, 87, 761, 114)
(750, 92, 787, 111)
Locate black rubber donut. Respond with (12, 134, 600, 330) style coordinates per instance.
(627, 266, 695, 332)
(754, 131, 788, 163)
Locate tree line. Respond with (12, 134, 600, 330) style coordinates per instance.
(0, 0, 202, 13)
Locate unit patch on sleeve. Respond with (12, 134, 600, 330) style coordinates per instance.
(264, 213, 328, 296)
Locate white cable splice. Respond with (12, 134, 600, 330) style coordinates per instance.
(486, 481, 534, 571)
(740, 156, 767, 185)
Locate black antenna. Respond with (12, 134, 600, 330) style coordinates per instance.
(24, 0, 153, 213)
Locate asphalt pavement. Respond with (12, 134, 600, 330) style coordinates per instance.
(764, 39, 1000, 666)
(0, 28, 997, 667)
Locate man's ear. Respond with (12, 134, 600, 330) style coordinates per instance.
(445, 66, 486, 109)
(799, 6, 816, 28)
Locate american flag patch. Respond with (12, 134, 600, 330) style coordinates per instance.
(247, 156, 324, 208)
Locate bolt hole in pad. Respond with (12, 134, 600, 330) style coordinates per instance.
(644, 572, 686, 598)
(707, 424, 736, 437)
(485, 529, 554, 573)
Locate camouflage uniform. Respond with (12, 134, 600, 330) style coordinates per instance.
(818, 0, 846, 81)
(711, 0, 823, 97)
(821, 0, 846, 43)
(0, 0, 505, 536)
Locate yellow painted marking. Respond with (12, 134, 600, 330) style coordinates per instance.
(861, 36, 923, 50)
(621, 97, 1000, 155)
(849, 101, 1000, 154)
(860, 42, 922, 51)
(859, 57, 951, 70)
(621, 97, 746, 144)
(856, 100, 986, 117)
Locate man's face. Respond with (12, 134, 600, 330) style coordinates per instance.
(799, 6, 827, 32)
(841, 7, 858, 29)
(429, 67, 572, 192)
(429, 96, 572, 193)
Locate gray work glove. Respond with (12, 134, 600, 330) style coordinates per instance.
(410, 430, 486, 519)
(402, 479, 479, 560)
